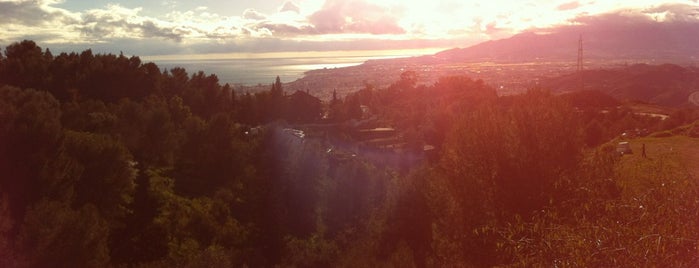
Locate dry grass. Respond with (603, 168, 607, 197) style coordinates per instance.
(617, 135, 699, 186)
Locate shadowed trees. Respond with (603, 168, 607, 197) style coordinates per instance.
(284, 90, 322, 123)
(2, 40, 698, 267)
(442, 90, 582, 214)
(1, 40, 50, 91)
(0, 86, 63, 223)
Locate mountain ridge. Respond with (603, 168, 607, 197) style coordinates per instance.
(286, 14, 699, 101)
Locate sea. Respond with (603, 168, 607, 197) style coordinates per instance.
(141, 48, 444, 86)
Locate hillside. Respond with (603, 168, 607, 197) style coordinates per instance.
(543, 64, 699, 107)
(3, 39, 699, 266)
(612, 118, 699, 182)
(617, 125, 699, 184)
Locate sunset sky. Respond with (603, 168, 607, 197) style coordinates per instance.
(1, 0, 697, 57)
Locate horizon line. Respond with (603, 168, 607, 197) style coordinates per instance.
(141, 47, 450, 62)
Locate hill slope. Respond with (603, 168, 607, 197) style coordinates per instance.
(543, 64, 699, 107)
(618, 133, 699, 184)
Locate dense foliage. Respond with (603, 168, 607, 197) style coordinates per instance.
(1, 40, 699, 267)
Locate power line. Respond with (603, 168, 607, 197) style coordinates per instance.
(577, 34, 584, 90)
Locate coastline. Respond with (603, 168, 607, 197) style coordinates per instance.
(141, 48, 446, 86)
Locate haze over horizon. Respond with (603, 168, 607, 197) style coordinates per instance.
(2, 0, 698, 58)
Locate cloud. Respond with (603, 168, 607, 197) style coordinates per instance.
(255, 23, 317, 37)
(0, 0, 49, 24)
(484, 22, 508, 36)
(0, 0, 78, 25)
(243, 8, 266, 20)
(534, 3, 699, 48)
(140, 20, 187, 41)
(79, 4, 186, 42)
(279, 1, 300, 13)
(643, 3, 699, 22)
(8, 0, 695, 58)
(161, 0, 177, 9)
(568, 3, 699, 28)
(308, 0, 405, 34)
(0, 0, 316, 54)
(181, 36, 466, 55)
(557, 1, 580, 11)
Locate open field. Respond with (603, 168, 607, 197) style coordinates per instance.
(617, 135, 699, 185)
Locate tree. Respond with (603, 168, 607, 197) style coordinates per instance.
(442, 89, 583, 215)
(185, 71, 224, 119)
(1, 40, 50, 90)
(284, 90, 323, 123)
(163, 67, 189, 97)
(0, 194, 17, 268)
(17, 201, 110, 268)
(344, 94, 363, 120)
(393, 70, 418, 90)
(271, 75, 283, 98)
(107, 96, 187, 167)
(147, 173, 250, 267)
(173, 114, 253, 198)
(268, 76, 285, 121)
(0, 86, 63, 223)
(60, 131, 137, 226)
(0, 51, 5, 85)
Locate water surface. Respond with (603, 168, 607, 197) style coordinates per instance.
(142, 48, 444, 85)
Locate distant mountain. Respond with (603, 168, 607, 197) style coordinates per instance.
(435, 31, 576, 62)
(543, 64, 699, 107)
(289, 12, 699, 100)
(435, 17, 699, 63)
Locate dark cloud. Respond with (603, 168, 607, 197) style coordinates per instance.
(0, 33, 64, 47)
(279, 1, 300, 13)
(255, 23, 318, 36)
(80, 10, 186, 42)
(0, 1, 46, 24)
(308, 0, 405, 34)
(140, 21, 185, 42)
(557, 1, 580, 11)
(0, 1, 77, 25)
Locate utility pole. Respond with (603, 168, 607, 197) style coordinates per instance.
(577, 34, 584, 90)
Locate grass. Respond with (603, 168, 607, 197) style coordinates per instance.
(495, 133, 699, 266)
(615, 135, 699, 195)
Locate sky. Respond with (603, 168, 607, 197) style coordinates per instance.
(1, 0, 698, 57)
